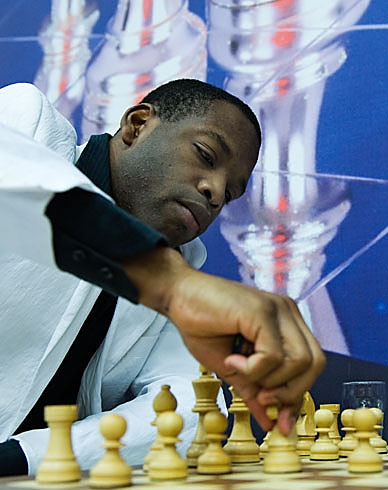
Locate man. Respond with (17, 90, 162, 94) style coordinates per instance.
(0, 80, 325, 475)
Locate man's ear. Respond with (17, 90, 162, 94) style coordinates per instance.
(120, 103, 157, 146)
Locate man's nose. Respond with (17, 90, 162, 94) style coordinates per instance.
(197, 173, 227, 208)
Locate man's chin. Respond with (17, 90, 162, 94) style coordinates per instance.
(167, 233, 196, 249)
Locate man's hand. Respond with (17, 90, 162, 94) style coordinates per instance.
(122, 246, 326, 434)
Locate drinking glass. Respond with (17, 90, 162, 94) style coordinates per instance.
(341, 381, 386, 412)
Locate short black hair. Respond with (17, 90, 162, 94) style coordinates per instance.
(141, 78, 261, 144)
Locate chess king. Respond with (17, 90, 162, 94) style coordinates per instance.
(0, 79, 324, 476)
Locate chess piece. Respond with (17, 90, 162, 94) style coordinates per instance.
(186, 365, 221, 467)
(148, 411, 187, 480)
(369, 407, 387, 454)
(144, 384, 177, 471)
(296, 391, 316, 456)
(263, 405, 301, 473)
(197, 410, 231, 474)
(89, 414, 131, 488)
(348, 407, 382, 473)
(310, 409, 339, 460)
(320, 403, 341, 444)
(223, 386, 260, 463)
(36, 405, 81, 483)
(338, 409, 358, 457)
(259, 432, 270, 457)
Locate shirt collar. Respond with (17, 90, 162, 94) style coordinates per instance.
(75, 133, 112, 196)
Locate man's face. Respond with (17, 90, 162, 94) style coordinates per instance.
(111, 100, 260, 248)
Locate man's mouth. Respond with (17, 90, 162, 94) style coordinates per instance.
(177, 202, 200, 237)
(176, 199, 211, 237)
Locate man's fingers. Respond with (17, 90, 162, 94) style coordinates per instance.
(235, 295, 312, 388)
(257, 337, 325, 410)
(245, 398, 274, 432)
(223, 370, 296, 436)
(277, 406, 298, 435)
(258, 369, 318, 408)
(253, 315, 312, 388)
(253, 296, 325, 392)
(260, 298, 326, 401)
(225, 350, 285, 384)
(286, 298, 326, 377)
(165, 267, 325, 437)
(241, 307, 287, 381)
(228, 304, 295, 384)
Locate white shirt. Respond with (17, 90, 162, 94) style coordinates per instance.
(0, 83, 225, 474)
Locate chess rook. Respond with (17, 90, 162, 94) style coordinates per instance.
(36, 405, 81, 483)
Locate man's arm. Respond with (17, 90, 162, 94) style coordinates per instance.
(46, 188, 325, 433)
(45, 186, 324, 432)
(46, 189, 325, 432)
(0, 125, 325, 432)
(121, 246, 326, 433)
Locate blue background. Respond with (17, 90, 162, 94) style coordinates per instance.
(1, 0, 388, 368)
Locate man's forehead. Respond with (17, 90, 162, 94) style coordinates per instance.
(183, 103, 256, 135)
(205, 101, 258, 142)
(177, 99, 250, 124)
(165, 100, 259, 158)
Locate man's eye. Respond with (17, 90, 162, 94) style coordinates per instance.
(196, 144, 214, 167)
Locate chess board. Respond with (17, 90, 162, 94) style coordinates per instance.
(2, 457, 388, 490)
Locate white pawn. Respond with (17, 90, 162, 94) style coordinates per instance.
(320, 403, 341, 445)
(148, 411, 187, 480)
(263, 405, 301, 473)
(197, 410, 231, 474)
(310, 409, 339, 460)
(36, 405, 81, 483)
(260, 432, 270, 457)
(338, 409, 357, 457)
(144, 385, 177, 471)
(369, 407, 387, 454)
(348, 407, 382, 473)
(89, 414, 131, 488)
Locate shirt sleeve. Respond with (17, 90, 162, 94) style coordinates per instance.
(0, 440, 28, 476)
(45, 187, 168, 303)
